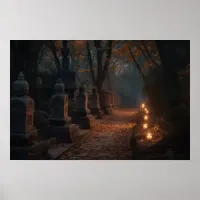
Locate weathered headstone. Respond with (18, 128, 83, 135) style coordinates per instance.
(49, 78, 71, 123)
(76, 87, 90, 114)
(102, 92, 112, 115)
(43, 79, 80, 143)
(72, 87, 96, 129)
(89, 88, 104, 118)
(110, 92, 116, 109)
(10, 72, 36, 143)
(88, 88, 100, 114)
(10, 72, 55, 160)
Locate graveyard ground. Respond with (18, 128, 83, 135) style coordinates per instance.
(58, 108, 137, 160)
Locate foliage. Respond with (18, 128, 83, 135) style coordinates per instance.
(11, 40, 163, 109)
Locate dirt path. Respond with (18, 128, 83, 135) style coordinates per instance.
(59, 109, 137, 160)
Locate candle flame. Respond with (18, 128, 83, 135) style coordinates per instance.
(144, 115, 148, 120)
(146, 132, 152, 140)
(145, 108, 149, 114)
(143, 123, 148, 129)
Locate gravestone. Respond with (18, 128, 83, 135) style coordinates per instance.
(89, 88, 104, 118)
(103, 92, 112, 115)
(10, 73, 36, 146)
(59, 69, 77, 118)
(109, 92, 114, 113)
(111, 92, 117, 109)
(76, 87, 90, 114)
(10, 72, 55, 160)
(88, 88, 100, 114)
(59, 48, 77, 115)
(49, 78, 71, 124)
(72, 87, 96, 129)
(108, 92, 113, 109)
(43, 79, 80, 143)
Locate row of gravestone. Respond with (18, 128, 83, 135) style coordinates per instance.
(88, 89, 121, 115)
(10, 72, 121, 160)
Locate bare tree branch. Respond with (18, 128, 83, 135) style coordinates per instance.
(141, 40, 160, 68)
(126, 41, 145, 82)
(94, 40, 104, 86)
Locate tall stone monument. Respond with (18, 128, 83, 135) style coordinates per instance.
(88, 88, 104, 118)
(43, 78, 80, 143)
(10, 72, 55, 159)
(88, 88, 100, 114)
(58, 41, 77, 118)
(49, 78, 71, 123)
(59, 40, 77, 99)
(103, 92, 112, 115)
(111, 91, 116, 109)
(72, 87, 96, 129)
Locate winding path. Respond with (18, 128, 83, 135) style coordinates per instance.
(58, 108, 137, 160)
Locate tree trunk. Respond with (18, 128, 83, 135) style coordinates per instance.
(47, 40, 61, 72)
(94, 40, 113, 108)
(155, 41, 188, 105)
(96, 81, 105, 108)
(61, 40, 70, 70)
(86, 41, 96, 85)
(155, 40, 190, 117)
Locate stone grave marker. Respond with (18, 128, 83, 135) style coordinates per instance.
(10, 72, 55, 160)
(43, 78, 80, 143)
(72, 87, 96, 129)
(89, 88, 104, 118)
(102, 92, 112, 115)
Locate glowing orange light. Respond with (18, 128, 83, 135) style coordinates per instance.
(146, 132, 152, 140)
(144, 115, 148, 120)
(141, 103, 145, 109)
(143, 123, 148, 129)
(145, 108, 149, 114)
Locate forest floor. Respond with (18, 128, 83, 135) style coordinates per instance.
(58, 108, 137, 160)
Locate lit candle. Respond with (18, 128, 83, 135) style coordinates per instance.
(143, 123, 148, 129)
(146, 132, 152, 140)
(144, 115, 148, 120)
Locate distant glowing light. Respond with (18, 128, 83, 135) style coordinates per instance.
(141, 103, 145, 109)
(146, 132, 152, 140)
(145, 108, 149, 114)
(143, 123, 148, 129)
(144, 115, 148, 120)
